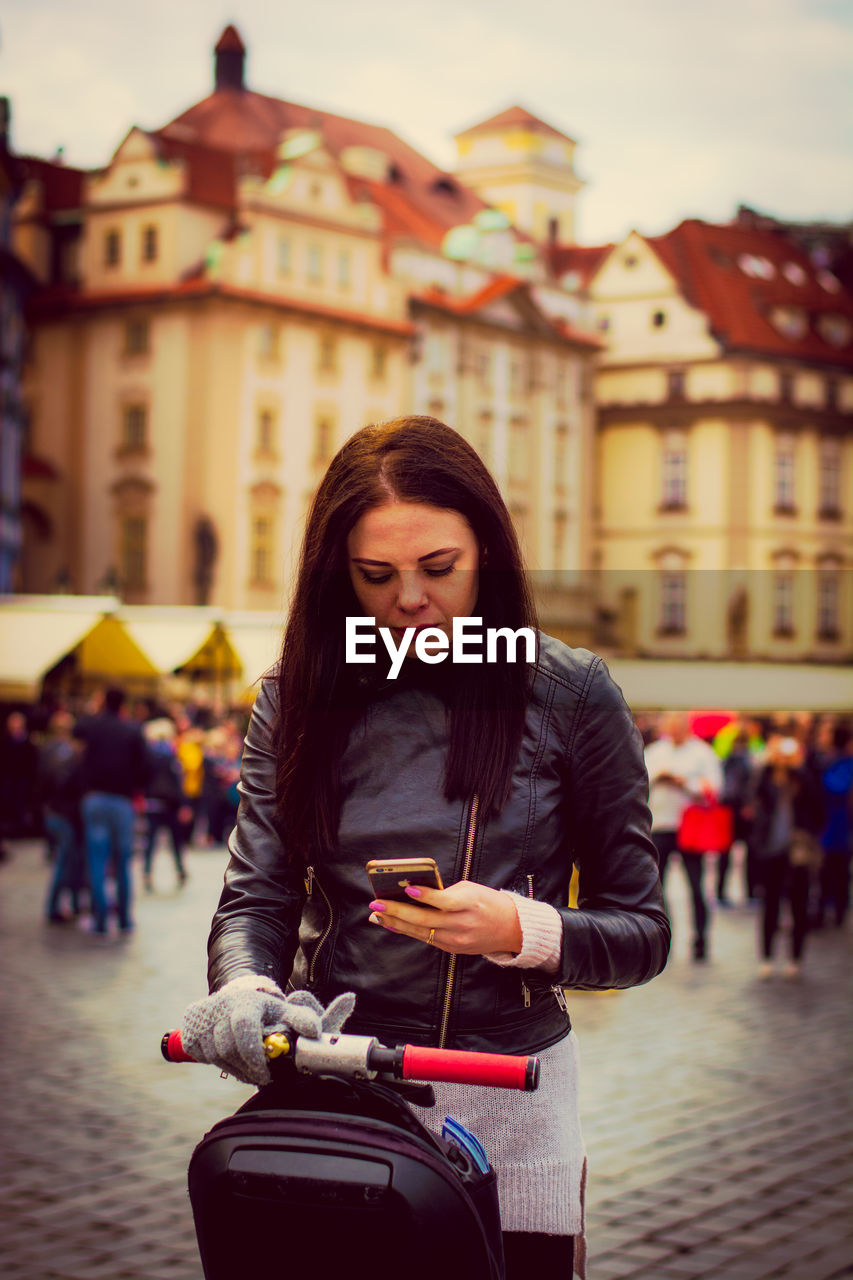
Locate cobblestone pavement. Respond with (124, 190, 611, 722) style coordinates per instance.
(0, 838, 850, 1280)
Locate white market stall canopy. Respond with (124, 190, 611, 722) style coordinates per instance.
(0, 596, 158, 699)
(0, 596, 284, 700)
(606, 658, 853, 714)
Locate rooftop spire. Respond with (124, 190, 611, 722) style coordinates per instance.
(214, 25, 246, 91)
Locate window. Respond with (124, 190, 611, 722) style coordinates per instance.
(314, 415, 333, 464)
(554, 424, 569, 494)
(818, 438, 841, 516)
(652, 310, 667, 329)
(258, 324, 280, 361)
(125, 318, 149, 355)
(249, 517, 274, 586)
(105, 229, 121, 267)
(317, 334, 337, 373)
(121, 516, 147, 590)
(779, 371, 794, 403)
(508, 418, 530, 482)
(256, 409, 276, 453)
(659, 571, 686, 634)
(122, 404, 147, 450)
(141, 225, 158, 262)
(277, 237, 291, 276)
(307, 244, 324, 284)
(773, 571, 795, 636)
(337, 251, 351, 291)
(661, 431, 687, 509)
(475, 348, 491, 386)
(817, 570, 840, 639)
(826, 377, 838, 411)
(370, 344, 387, 380)
(668, 369, 686, 399)
(774, 434, 796, 512)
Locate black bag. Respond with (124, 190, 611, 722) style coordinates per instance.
(188, 1071, 504, 1280)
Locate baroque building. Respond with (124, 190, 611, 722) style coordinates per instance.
(13, 26, 598, 617)
(574, 216, 853, 663)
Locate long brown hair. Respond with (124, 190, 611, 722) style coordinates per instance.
(275, 416, 538, 860)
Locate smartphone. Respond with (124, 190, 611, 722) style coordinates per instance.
(366, 857, 444, 902)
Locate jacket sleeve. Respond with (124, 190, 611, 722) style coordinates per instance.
(206, 677, 306, 993)
(556, 657, 671, 990)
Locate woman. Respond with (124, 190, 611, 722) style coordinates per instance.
(182, 416, 670, 1277)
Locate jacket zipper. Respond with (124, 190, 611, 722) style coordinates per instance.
(437, 794, 479, 1047)
(521, 874, 534, 1008)
(304, 865, 334, 986)
(520, 873, 569, 1017)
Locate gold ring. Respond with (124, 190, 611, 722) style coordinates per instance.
(427, 928, 436, 946)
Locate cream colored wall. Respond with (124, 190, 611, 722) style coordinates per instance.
(597, 367, 668, 405)
(596, 413, 852, 659)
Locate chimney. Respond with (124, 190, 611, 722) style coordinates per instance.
(215, 25, 246, 91)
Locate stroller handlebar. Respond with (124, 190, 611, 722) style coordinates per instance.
(161, 1027, 539, 1091)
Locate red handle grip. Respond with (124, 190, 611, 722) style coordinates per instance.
(401, 1045, 539, 1091)
(161, 1029, 196, 1062)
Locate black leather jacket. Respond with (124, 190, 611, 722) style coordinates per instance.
(208, 635, 670, 1054)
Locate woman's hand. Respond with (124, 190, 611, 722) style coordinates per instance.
(368, 882, 523, 955)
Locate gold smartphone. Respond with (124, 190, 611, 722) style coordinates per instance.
(366, 857, 444, 902)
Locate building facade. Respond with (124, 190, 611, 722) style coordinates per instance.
(0, 100, 36, 594)
(584, 219, 853, 663)
(13, 27, 598, 616)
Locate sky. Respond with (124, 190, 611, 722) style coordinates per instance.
(2, 0, 852, 244)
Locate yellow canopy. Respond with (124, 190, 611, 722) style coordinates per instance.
(0, 595, 160, 698)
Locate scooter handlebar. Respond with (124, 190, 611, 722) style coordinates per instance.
(161, 1028, 539, 1091)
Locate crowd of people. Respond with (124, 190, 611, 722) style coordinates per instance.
(0, 686, 247, 932)
(0, 692, 850, 968)
(641, 709, 853, 976)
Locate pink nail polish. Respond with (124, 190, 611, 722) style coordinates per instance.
(369, 901, 386, 912)
(405, 886, 422, 898)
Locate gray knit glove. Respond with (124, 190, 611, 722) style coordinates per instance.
(180, 975, 356, 1086)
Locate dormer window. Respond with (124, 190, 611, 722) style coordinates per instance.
(782, 262, 807, 286)
(141, 225, 158, 263)
(105, 229, 121, 268)
(817, 314, 852, 348)
(769, 307, 808, 341)
(738, 254, 776, 280)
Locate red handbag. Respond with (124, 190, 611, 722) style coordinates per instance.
(677, 803, 733, 854)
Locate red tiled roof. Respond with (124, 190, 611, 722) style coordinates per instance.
(647, 219, 853, 366)
(19, 155, 85, 215)
(548, 243, 614, 288)
(455, 105, 576, 145)
(413, 277, 601, 349)
(414, 275, 520, 315)
(161, 88, 490, 246)
(215, 25, 245, 53)
(151, 132, 263, 211)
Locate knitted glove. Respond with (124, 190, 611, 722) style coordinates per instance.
(180, 975, 356, 1086)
